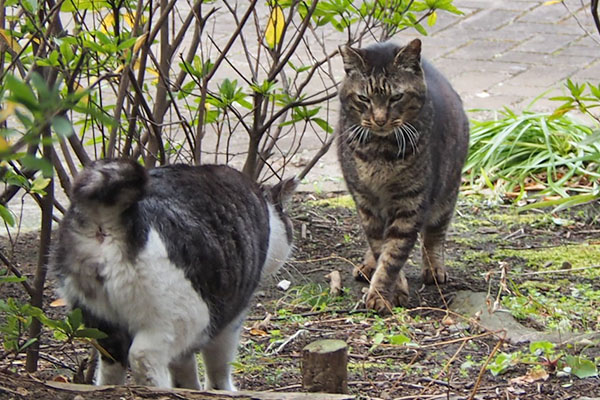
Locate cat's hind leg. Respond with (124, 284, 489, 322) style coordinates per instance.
(96, 356, 127, 385)
(201, 317, 244, 391)
(79, 306, 131, 386)
(170, 352, 201, 389)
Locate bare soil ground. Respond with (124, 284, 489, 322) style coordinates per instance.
(1, 192, 600, 399)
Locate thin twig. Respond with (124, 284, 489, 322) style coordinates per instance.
(517, 264, 600, 276)
(468, 334, 505, 400)
(0, 250, 34, 297)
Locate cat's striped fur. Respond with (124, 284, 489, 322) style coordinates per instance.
(337, 39, 469, 314)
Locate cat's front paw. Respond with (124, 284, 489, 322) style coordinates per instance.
(365, 271, 409, 314)
(353, 250, 377, 282)
(422, 264, 448, 285)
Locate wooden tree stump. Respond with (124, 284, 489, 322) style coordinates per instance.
(302, 339, 348, 394)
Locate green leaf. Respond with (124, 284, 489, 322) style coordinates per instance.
(117, 37, 137, 52)
(5, 75, 39, 112)
(67, 308, 84, 332)
(53, 330, 68, 341)
(565, 355, 598, 379)
(312, 117, 334, 133)
(373, 332, 385, 345)
(20, 337, 38, 351)
(51, 116, 73, 137)
(0, 204, 15, 227)
(30, 175, 50, 195)
(74, 327, 108, 340)
(0, 275, 26, 283)
(82, 39, 106, 54)
(529, 341, 554, 356)
(61, 0, 110, 12)
(389, 333, 411, 345)
(59, 40, 75, 63)
(413, 21, 428, 36)
(20, 155, 53, 178)
(487, 352, 519, 376)
(30, 72, 52, 102)
(22, 0, 39, 13)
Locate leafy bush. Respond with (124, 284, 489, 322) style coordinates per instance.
(465, 104, 600, 207)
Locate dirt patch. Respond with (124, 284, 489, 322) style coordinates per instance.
(1, 193, 600, 399)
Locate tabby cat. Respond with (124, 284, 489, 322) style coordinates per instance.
(336, 39, 469, 314)
(51, 160, 296, 389)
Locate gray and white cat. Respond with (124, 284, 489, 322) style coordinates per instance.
(337, 39, 469, 314)
(51, 159, 296, 389)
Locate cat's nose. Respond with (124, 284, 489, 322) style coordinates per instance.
(374, 118, 386, 127)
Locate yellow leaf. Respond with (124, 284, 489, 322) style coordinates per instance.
(123, 12, 136, 27)
(427, 11, 437, 27)
(0, 101, 16, 124)
(133, 33, 147, 54)
(265, 6, 285, 49)
(0, 137, 9, 153)
(543, 0, 562, 5)
(24, 34, 40, 45)
(0, 29, 22, 53)
(73, 81, 89, 105)
(101, 13, 115, 34)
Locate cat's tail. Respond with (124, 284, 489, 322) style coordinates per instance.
(71, 159, 148, 211)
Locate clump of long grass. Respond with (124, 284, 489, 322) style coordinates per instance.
(464, 107, 600, 209)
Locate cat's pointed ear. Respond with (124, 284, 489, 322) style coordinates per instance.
(394, 39, 422, 73)
(339, 45, 366, 74)
(268, 177, 298, 207)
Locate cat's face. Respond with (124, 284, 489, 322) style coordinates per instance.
(339, 39, 426, 138)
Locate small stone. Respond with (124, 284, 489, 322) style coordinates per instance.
(277, 279, 291, 291)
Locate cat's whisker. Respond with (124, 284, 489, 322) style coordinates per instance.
(358, 126, 371, 144)
(346, 124, 361, 144)
(402, 123, 418, 151)
(394, 128, 406, 158)
(364, 127, 372, 144)
(404, 122, 421, 145)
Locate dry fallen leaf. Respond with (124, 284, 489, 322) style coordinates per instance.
(52, 375, 69, 383)
(50, 298, 67, 307)
(510, 368, 549, 385)
(249, 328, 269, 337)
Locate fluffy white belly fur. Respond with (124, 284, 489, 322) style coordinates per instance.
(62, 228, 210, 351)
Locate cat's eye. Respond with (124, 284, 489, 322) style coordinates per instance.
(357, 94, 370, 103)
(390, 93, 404, 102)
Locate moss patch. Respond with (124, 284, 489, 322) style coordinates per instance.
(495, 243, 600, 278)
(307, 194, 355, 208)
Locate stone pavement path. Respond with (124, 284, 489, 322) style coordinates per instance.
(301, 0, 600, 192)
(415, 0, 600, 112)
